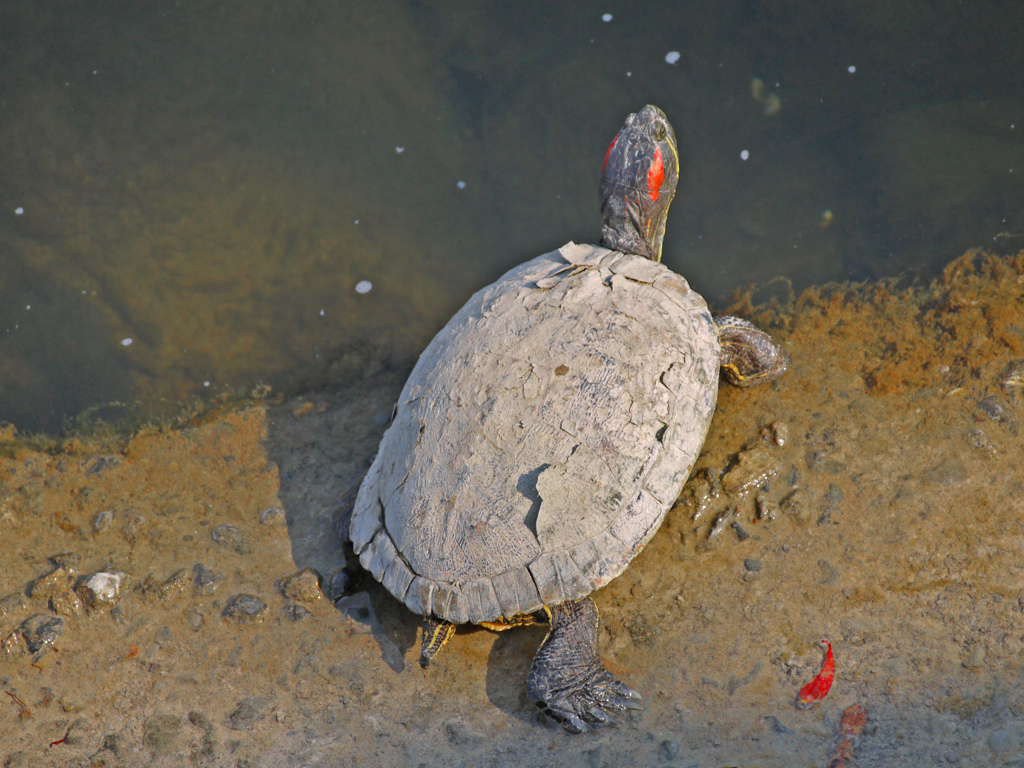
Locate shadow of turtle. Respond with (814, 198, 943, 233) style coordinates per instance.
(262, 357, 414, 669)
(483, 623, 548, 725)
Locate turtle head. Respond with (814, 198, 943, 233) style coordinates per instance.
(599, 105, 679, 262)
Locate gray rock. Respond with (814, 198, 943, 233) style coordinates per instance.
(211, 524, 251, 554)
(744, 558, 762, 572)
(19, 613, 64, 655)
(221, 594, 267, 623)
(277, 568, 323, 603)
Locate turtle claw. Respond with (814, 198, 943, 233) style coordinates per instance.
(534, 667, 642, 733)
(527, 598, 643, 733)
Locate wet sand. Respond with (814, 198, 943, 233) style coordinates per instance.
(2, 249, 1024, 767)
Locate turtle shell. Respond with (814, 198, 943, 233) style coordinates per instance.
(350, 242, 720, 624)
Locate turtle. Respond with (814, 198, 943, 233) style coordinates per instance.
(347, 104, 790, 733)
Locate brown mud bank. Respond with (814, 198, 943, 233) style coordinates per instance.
(2, 250, 1024, 767)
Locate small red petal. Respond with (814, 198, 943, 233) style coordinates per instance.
(797, 640, 835, 704)
(647, 146, 664, 201)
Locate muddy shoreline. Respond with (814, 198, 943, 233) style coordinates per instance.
(2, 250, 1024, 767)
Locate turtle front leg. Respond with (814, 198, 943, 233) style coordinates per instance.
(715, 315, 791, 387)
(527, 597, 642, 733)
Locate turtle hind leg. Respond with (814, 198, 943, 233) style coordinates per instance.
(527, 597, 641, 733)
(714, 315, 791, 387)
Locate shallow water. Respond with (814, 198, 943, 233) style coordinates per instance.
(1, 0, 1022, 432)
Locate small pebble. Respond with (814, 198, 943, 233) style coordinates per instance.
(732, 521, 750, 541)
(92, 509, 114, 533)
(707, 507, 738, 539)
(355, 280, 373, 294)
(27, 567, 76, 601)
(665, 51, 681, 64)
(211, 523, 251, 555)
(966, 428, 997, 455)
(260, 507, 286, 526)
(185, 608, 205, 632)
(327, 565, 361, 602)
(601, 13, 612, 22)
(192, 564, 223, 596)
(0, 593, 27, 617)
(14, 206, 24, 215)
(764, 714, 795, 734)
(445, 718, 487, 746)
(740, 149, 750, 161)
(277, 568, 323, 603)
(722, 447, 779, 495)
(744, 558, 763, 572)
(139, 570, 188, 603)
(143, 713, 182, 756)
(48, 551, 81, 569)
(226, 696, 271, 730)
(76, 571, 126, 610)
(101, 731, 128, 759)
(284, 604, 313, 622)
(49, 589, 82, 617)
(660, 740, 680, 760)
(770, 421, 789, 446)
(221, 594, 267, 623)
(755, 496, 778, 522)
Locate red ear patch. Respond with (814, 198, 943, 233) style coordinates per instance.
(603, 132, 620, 173)
(647, 146, 664, 201)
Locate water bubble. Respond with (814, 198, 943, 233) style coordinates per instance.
(355, 280, 373, 294)
(665, 51, 681, 65)
(602, 13, 612, 22)
(847, 65, 856, 74)
(121, 338, 133, 346)
(740, 150, 750, 161)
(457, 180, 466, 189)
(14, 207, 24, 215)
